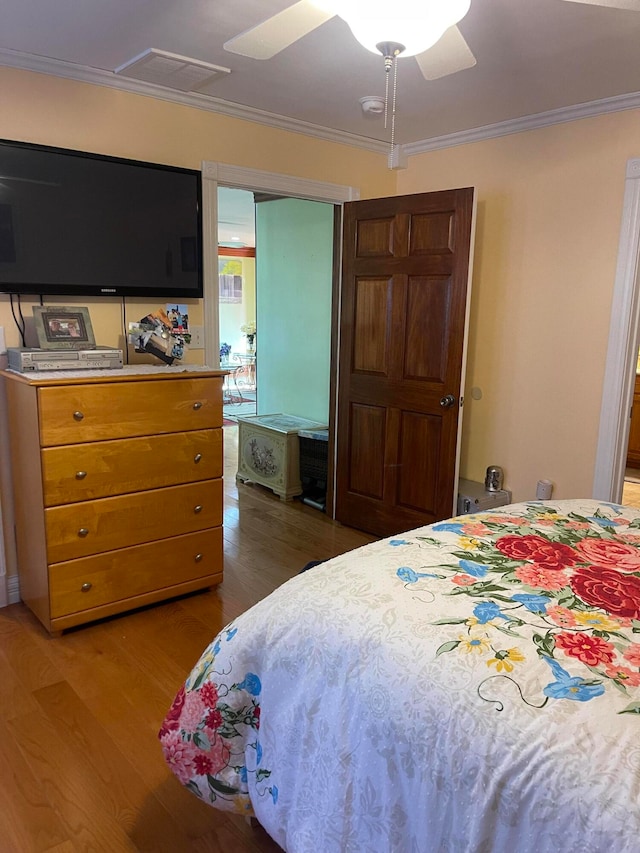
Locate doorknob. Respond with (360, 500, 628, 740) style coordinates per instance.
(440, 394, 456, 408)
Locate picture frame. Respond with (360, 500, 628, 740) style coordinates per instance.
(32, 305, 96, 350)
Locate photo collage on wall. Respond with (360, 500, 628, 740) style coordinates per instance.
(127, 304, 191, 364)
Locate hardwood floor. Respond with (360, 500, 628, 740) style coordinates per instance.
(623, 472, 640, 509)
(0, 424, 376, 852)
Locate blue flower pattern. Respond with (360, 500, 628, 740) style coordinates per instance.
(542, 656, 605, 702)
(389, 502, 640, 713)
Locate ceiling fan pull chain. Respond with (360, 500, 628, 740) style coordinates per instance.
(384, 63, 390, 130)
(391, 55, 398, 151)
(378, 43, 404, 164)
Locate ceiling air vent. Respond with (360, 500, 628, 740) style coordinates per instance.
(114, 48, 231, 93)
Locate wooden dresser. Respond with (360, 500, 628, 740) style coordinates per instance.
(1, 366, 226, 635)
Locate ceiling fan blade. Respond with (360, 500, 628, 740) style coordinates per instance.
(414, 25, 476, 81)
(223, 0, 334, 60)
(560, 0, 640, 9)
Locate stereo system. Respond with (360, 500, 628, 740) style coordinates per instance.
(8, 347, 124, 373)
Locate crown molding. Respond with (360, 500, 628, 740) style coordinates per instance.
(4, 46, 640, 163)
(0, 48, 388, 155)
(403, 90, 640, 155)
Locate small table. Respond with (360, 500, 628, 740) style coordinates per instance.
(231, 352, 256, 390)
(221, 354, 256, 403)
(236, 413, 328, 500)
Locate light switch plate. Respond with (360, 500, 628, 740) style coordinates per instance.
(0, 326, 6, 354)
(190, 325, 204, 349)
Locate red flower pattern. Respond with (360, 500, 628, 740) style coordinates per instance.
(194, 753, 214, 775)
(514, 563, 569, 591)
(159, 684, 186, 736)
(571, 566, 640, 619)
(205, 708, 223, 730)
(575, 537, 640, 574)
(452, 573, 477, 586)
(604, 663, 640, 687)
(624, 643, 640, 667)
(555, 631, 615, 666)
(495, 534, 578, 570)
(160, 501, 640, 812)
(199, 681, 220, 708)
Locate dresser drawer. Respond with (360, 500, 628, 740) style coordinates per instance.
(49, 528, 223, 619)
(41, 428, 222, 506)
(45, 479, 223, 562)
(38, 377, 222, 446)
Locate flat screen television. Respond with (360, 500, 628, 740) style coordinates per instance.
(0, 139, 203, 298)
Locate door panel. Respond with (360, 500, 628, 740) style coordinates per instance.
(335, 188, 474, 538)
(405, 276, 451, 381)
(348, 404, 385, 499)
(356, 218, 395, 257)
(409, 211, 455, 256)
(397, 412, 441, 514)
(353, 278, 391, 373)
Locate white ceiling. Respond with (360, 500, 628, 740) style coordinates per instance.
(2, 0, 640, 150)
(218, 187, 256, 247)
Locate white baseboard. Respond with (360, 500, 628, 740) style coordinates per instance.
(6, 574, 20, 605)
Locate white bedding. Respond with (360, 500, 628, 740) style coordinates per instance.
(161, 499, 640, 851)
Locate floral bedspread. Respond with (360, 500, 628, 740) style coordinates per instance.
(160, 500, 640, 852)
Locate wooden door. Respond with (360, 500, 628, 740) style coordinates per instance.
(334, 188, 475, 537)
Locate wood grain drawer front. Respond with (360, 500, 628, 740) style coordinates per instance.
(49, 528, 223, 619)
(45, 479, 223, 563)
(38, 378, 223, 446)
(42, 428, 222, 507)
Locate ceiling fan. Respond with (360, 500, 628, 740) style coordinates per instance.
(224, 0, 640, 82)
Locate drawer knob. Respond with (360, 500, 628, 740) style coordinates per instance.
(73, 411, 84, 421)
(76, 471, 87, 480)
(193, 401, 203, 410)
(194, 505, 203, 514)
(194, 453, 202, 463)
(81, 582, 92, 592)
(78, 528, 89, 537)
(195, 553, 203, 562)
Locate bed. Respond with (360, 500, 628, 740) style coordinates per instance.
(160, 499, 640, 852)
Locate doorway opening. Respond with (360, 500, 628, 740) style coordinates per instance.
(218, 187, 258, 424)
(594, 158, 640, 508)
(622, 350, 640, 508)
(216, 185, 336, 434)
(201, 159, 359, 515)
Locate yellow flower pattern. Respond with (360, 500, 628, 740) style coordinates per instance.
(487, 648, 526, 673)
(458, 634, 491, 654)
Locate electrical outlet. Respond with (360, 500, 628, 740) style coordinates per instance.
(190, 325, 204, 349)
(0, 325, 6, 354)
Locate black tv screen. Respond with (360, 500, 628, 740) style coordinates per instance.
(0, 139, 202, 298)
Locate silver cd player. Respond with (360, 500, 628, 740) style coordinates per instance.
(8, 347, 124, 372)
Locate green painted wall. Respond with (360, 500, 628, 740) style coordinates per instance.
(256, 198, 334, 424)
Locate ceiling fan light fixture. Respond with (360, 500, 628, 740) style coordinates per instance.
(317, 0, 471, 57)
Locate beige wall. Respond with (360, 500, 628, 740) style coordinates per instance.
(1, 65, 638, 556)
(0, 67, 395, 585)
(398, 110, 640, 501)
(0, 66, 395, 353)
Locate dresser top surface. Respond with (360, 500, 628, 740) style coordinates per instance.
(1, 364, 227, 386)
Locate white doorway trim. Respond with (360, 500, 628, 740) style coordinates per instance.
(200, 161, 359, 367)
(593, 158, 640, 501)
